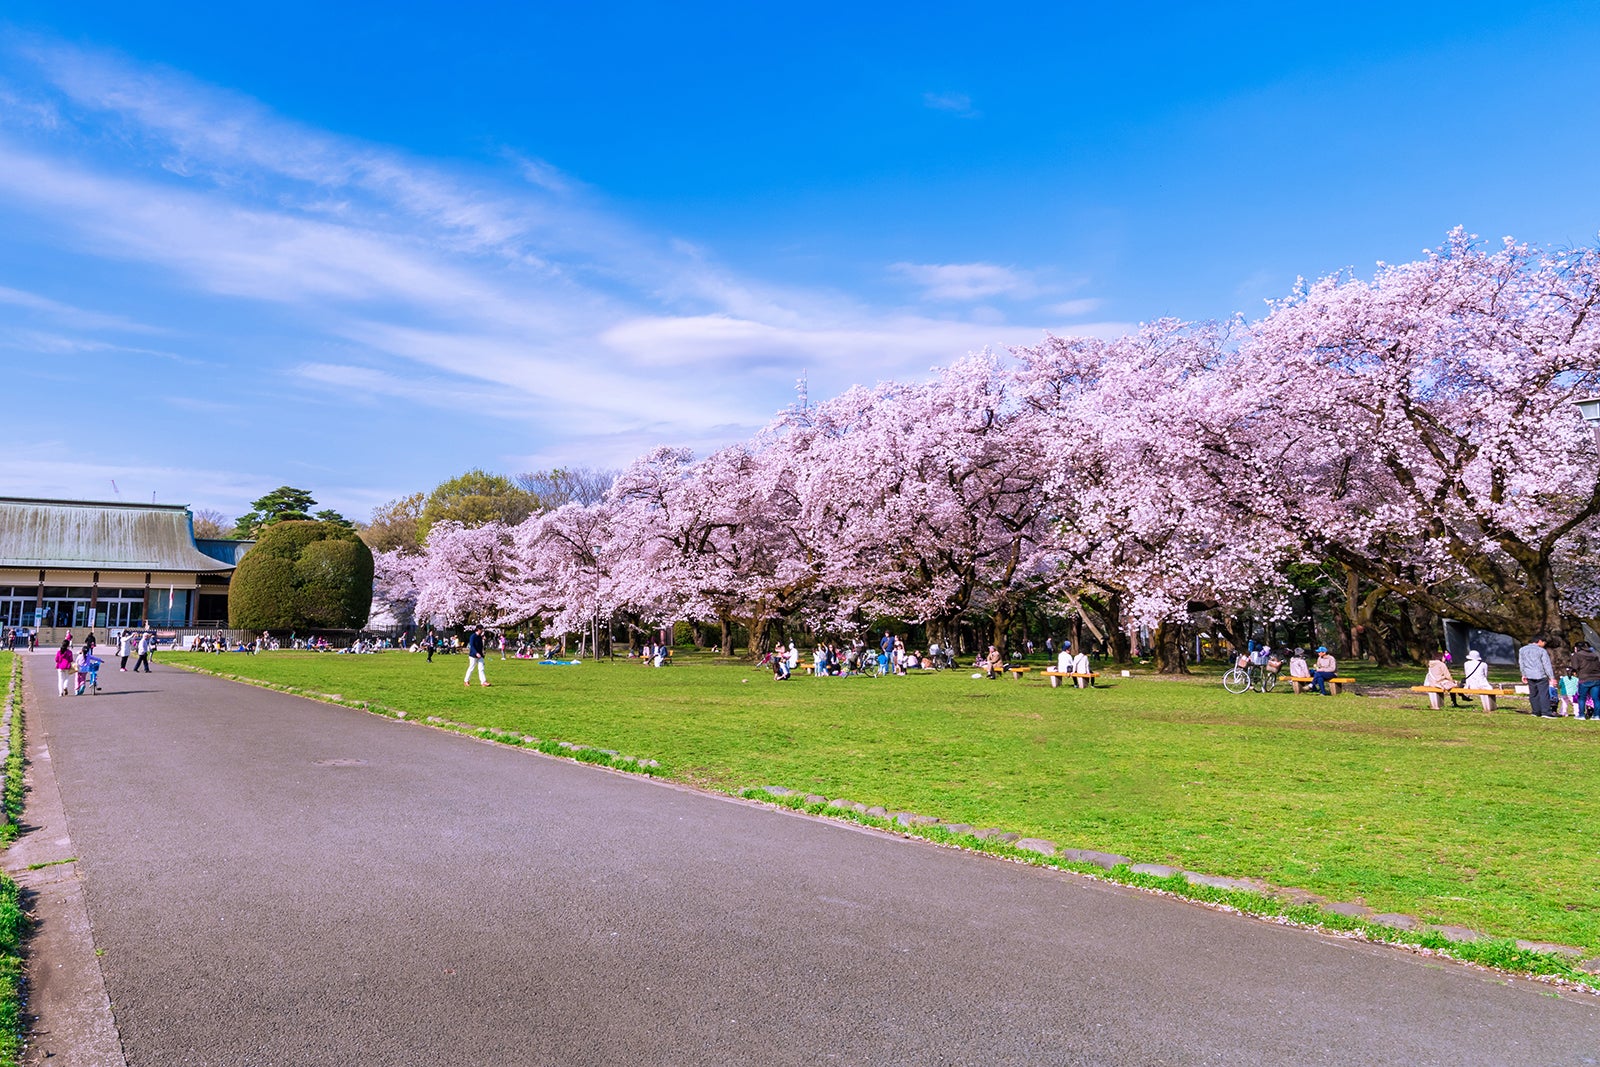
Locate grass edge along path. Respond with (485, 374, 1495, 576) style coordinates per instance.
(167, 662, 668, 777)
(171, 658, 1600, 996)
(0, 656, 30, 1065)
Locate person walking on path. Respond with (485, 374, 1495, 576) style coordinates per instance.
(1571, 641, 1600, 720)
(54, 639, 75, 696)
(1310, 647, 1337, 696)
(116, 629, 135, 672)
(133, 629, 154, 674)
(464, 627, 489, 687)
(1519, 637, 1556, 717)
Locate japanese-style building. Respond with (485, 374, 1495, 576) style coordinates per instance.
(0, 497, 252, 635)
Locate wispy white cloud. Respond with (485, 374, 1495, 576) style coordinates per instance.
(0, 444, 406, 523)
(890, 261, 1042, 302)
(923, 91, 980, 119)
(1045, 297, 1105, 317)
(0, 327, 191, 362)
(0, 284, 153, 332)
(0, 35, 1121, 510)
(0, 446, 274, 515)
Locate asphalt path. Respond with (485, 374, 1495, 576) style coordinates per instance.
(14, 654, 1600, 1065)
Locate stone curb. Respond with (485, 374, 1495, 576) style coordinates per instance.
(745, 779, 1599, 976)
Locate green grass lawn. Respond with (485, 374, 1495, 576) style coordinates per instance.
(0, 653, 26, 1066)
(169, 648, 1600, 954)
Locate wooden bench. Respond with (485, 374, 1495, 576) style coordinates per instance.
(1453, 687, 1522, 713)
(1042, 670, 1098, 689)
(1007, 667, 1031, 680)
(1287, 675, 1356, 695)
(1410, 685, 1452, 710)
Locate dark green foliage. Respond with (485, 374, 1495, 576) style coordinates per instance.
(295, 539, 371, 627)
(228, 558, 297, 628)
(229, 520, 374, 630)
(233, 486, 318, 538)
(419, 469, 535, 542)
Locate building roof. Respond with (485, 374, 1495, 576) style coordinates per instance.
(0, 497, 235, 573)
(196, 538, 253, 566)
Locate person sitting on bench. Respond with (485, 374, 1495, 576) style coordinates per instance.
(1311, 646, 1337, 696)
(1424, 650, 1461, 707)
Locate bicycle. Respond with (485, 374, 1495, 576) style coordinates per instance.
(1223, 659, 1280, 694)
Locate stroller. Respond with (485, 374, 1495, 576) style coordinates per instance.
(76, 653, 102, 696)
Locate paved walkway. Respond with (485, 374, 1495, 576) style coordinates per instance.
(11, 654, 1600, 1065)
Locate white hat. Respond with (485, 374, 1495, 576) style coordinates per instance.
(1466, 650, 1481, 660)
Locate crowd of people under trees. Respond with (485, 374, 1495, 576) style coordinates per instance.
(293, 233, 1595, 678)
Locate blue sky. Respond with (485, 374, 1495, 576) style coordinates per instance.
(2, 2, 1597, 522)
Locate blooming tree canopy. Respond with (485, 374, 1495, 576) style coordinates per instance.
(400, 233, 1600, 661)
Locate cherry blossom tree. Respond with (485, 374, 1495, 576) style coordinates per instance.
(412, 520, 518, 626)
(1013, 322, 1301, 671)
(393, 231, 1600, 662)
(1211, 231, 1600, 647)
(370, 549, 420, 632)
(773, 353, 1056, 650)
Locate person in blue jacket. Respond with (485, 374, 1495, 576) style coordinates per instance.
(464, 626, 490, 688)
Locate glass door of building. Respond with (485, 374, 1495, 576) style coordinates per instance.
(0, 598, 32, 628)
(98, 589, 146, 630)
(40, 587, 92, 629)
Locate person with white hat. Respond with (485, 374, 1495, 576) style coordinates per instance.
(1461, 649, 1489, 690)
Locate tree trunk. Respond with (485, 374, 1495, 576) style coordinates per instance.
(1342, 568, 1362, 660)
(990, 610, 1012, 656)
(746, 615, 770, 657)
(1216, 614, 1248, 658)
(1101, 592, 1131, 662)
(1297, 589, 1317, 652)
(1153, 621, 1189, 674)
(717, 614, 733, 657)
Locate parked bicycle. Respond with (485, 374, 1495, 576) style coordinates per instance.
(1223, 651, 1281, 694)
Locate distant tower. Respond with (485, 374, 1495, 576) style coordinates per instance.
(795, 370, 809, 412)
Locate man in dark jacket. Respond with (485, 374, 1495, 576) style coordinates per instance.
(1572, 641, 1600, 721)
(464, 627, 489, 687)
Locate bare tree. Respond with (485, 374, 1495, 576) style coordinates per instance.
(192, 508, 230, 539)
(514, 467, 617, 510)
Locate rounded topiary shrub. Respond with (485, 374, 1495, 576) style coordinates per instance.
(229, 520, 375, 631)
